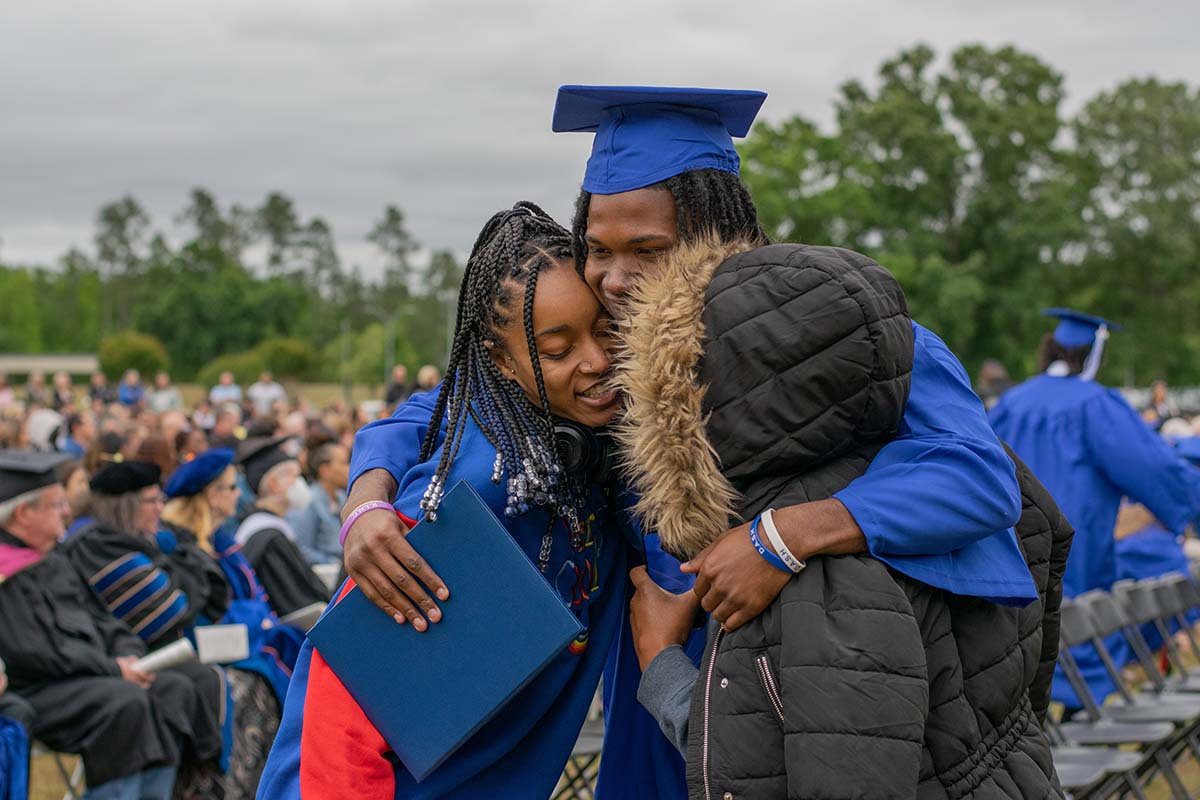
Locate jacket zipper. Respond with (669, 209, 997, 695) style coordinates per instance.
(755, 654, 785, 723)
(701, 626, 724, 800)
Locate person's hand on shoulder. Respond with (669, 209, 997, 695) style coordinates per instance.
(681, 521, 790, 632)
(629, 566, 700, 671)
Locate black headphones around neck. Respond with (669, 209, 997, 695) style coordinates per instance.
(553, 419, 613, 484)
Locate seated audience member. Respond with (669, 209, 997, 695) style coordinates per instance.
(51, 371, 76, 412)
(0, 373, 15, 411)
(0, 450, 222, 800)
(65, 461, 224, 646)
(208, 405, 242, 450)
(118, 369, 145, 409)
(135, 433, 179, 482)
(57, 458, 93, 538)
(62, 410, 96, 459)
(24, 371, 51, 409)
(234, 437, 330, 616)
(286, 442, 349, 565)
(247, 372, 288, 419)
(415, 363, 440, 392)
(384, 364, 411, 408)
(162, 450, 305, 699)
(147, 372, 183, 414)
(72, 458, 297, 799)
(209, 372, 242, 406)
(88, 371, 115, 407)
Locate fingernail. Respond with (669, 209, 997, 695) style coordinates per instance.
(428, 608, 442, 623)
(414, 618, 427, 632)
(393, 613, 406, 625)
(437, 588, 449, 600)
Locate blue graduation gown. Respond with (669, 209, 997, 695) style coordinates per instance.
(990, 373, 1200, 706)
(347, 320, 1029, 798)
(259, 414, 626, 799)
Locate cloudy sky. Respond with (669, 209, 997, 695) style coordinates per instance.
(2, 0, 1196, 276)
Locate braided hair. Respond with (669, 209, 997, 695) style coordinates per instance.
(419, 203, 584, 566)
(570, 168, 769, 271)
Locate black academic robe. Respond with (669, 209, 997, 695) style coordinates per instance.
(0, 531, 223, 786)
(237, 512, 331, 616)
(63, 521, 230, 645)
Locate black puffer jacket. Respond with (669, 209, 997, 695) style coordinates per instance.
(614, 239, 1071, 800)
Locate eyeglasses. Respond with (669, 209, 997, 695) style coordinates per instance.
(140, 493, 167, 506)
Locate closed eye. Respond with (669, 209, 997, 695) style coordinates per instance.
(542, 347, 573, 362)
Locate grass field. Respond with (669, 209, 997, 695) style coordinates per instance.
(175, 382, 387, 410)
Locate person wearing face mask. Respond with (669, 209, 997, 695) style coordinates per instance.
(233, 436, 330, 617)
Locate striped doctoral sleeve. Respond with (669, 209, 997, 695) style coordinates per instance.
(89, 552, 191, 645)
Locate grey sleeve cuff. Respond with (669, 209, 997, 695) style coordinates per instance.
(636, 645, 699, 756)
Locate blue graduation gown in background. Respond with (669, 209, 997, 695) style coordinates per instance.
(347, 319, 1029, 798)
(990, 373, 1200, 706)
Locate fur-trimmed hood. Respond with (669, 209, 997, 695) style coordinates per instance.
(613, 237, 913, 559)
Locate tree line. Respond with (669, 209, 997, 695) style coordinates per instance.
(739, 44, 1200, 385)
(2, 43, 1198, 386)
(0, 189, 461, 385)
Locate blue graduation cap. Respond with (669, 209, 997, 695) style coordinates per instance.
(1041, 308, 1122, 348)
(552, 85, 768, 195)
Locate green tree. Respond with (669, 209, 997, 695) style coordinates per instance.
(95, 196, 150, 332)
(98, 331, 168, 379)
(258, 192, 301, 272)
(741, 43, 1081, 375)
(0, 268, 43, 352)
(1073, 79, 1200, 383)
(368, 205, 418, 307)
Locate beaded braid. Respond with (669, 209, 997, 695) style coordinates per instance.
(419, 203, 583, 568)
(569, 167, 769, 273)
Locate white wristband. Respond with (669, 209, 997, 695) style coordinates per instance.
(761, 508, 805, 573)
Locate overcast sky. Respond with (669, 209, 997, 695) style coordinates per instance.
(2, 0, 1196, 276)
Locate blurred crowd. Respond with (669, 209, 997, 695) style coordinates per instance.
(0, 362, 439, 800)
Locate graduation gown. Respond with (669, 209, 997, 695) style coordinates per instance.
(161, 524, 305, 703)
(257, 415, 628, 800)
(344, 322, 1031, 799)
(62, 521, 228, 646)
(990, 373, 1200, 706)
(235, 511, 330, 617)
(989, 374, 1198, 597)
(0, 530, 224, 787)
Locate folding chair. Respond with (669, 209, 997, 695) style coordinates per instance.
(1055, 598, 1189, 799)
(1044, 717, 1146, 799)
(1114, 578, 1200, 690)
(31, 742, 85, 800)
(1078, 589, 1200, 700)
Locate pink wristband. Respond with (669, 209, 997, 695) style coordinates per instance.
(339, 501, 397, 546)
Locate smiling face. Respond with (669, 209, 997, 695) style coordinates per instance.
(582, 188, 679, 314)
(488, 261, 618, 428)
